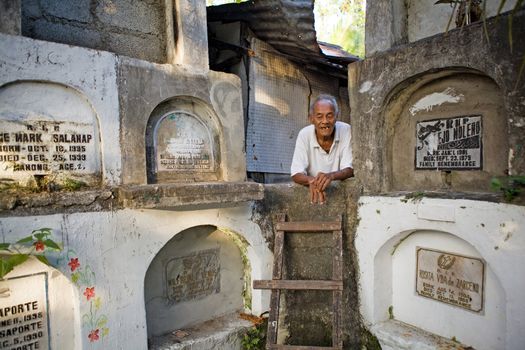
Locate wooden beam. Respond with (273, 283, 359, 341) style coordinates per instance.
(275, 221, 341, 232)
(254, 280, 343, 291)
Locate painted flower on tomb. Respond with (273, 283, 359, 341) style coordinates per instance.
(68, 257, 80, 271)
(88, 329, 100, 342)
(84, 286, 95, 301)
(60, 250, 110, 345)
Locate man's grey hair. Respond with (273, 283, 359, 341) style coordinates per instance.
(309, 94, 339, 117)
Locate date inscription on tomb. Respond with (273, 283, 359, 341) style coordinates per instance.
(0, 120, 97, 176)
(415, 115, 482, 170)
(0, 273, 50, 350)
(165, 248, 220, 303)
(156, 112, 215, 172)
(416, 247, 484, 312)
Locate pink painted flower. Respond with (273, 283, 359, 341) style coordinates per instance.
(88, 329, 99, 342)
(34, 241, 45, 252)
(84, 287, 95, 301)
(68, 258, 80, 272)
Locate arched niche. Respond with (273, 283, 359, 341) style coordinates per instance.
(144, 225, 249, 339)
(374, 230, 507, 349)
(0, 258, 80, 349)
(145, 97, 222, 183)
(384, 70, 508, 192)
(0, 81, 102, 187)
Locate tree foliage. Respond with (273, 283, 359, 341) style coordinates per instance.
(314, 0, 366, 58)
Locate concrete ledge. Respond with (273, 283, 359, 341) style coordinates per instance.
(371, 320, 471, 350)
(117, 182, 265, 209)
(0, 182, 264, 216)
(149, 313, 252, 350)
(0, 189, 115, 216)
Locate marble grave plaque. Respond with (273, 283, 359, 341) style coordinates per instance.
(165, 248, 220, 303)
(0, 273, 50, 350)
(415, 115, 482, 170)
(416, 247, 485, 312)
(0, 119, 98, 177)
(156, 112, 215, 173)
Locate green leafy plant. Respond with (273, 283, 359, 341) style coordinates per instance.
(491, 175, 525, 201)
(241, 313, 268, 350)
(0, 228, 62, 279)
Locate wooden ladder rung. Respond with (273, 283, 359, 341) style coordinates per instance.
(254, 280, 343, 291)
(275, 221, 341, 232)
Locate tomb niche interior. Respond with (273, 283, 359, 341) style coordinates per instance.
(379, 230, 505, 350)
(144, 225, 247, 341)
(386, 71, 508, 192)
(145, 97, 222, 184)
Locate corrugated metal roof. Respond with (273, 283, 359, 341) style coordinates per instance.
(207, 0, 359, 78)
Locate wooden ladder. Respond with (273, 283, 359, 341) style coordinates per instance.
(253, 216, 343, 350)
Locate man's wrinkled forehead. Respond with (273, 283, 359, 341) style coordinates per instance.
(312, 99, 336, 114)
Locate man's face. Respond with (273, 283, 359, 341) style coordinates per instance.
(309, 100, 336, 138)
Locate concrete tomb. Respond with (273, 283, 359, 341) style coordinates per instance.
(0, 273, 50, 350)
(146, 100, 221, 183)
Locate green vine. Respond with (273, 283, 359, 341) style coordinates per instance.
(0, 228, 62, 279)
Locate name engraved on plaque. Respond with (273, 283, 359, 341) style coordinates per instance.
(416, 247, 485, 312)
(415, 115, 482, 170)
(0, 273, 50, 350)
(156, 112, 215, 173)
(0, 119, 97, 176)
(165, 248, 220, 303)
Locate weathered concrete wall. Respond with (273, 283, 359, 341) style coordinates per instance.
(0, 0, 21, 35)
(349, 10, 525, 193)
(252, 180, 369, 349)
(174, 0, 209, 71)
(118, 57, 246, 184)
(407, 0, 519, 43)
(366, 0, 520, 56)
(391, 74, 508, 191)
(21, 0, 167, 63)
(0, 204, 272, 349)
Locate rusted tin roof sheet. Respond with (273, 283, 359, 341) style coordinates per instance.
(207, 0, 359, 76)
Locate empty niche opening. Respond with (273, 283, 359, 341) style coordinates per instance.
(385, 71, 507, 192)
(379, 230, 506, 349)
(144, 225, 252, 348)
(145, 97, 221, 184)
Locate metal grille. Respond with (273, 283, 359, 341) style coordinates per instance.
(246, 38, 310, 173)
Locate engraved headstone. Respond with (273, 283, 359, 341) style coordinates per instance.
(416, 247, 485, 312)
(415, 115, 482, 170)
(0, 82, 100, 185)
(156, 112, 215, 172)
(148, 110, 218, 182)
(0, 119, 97, 175)
(0, 273, 50, 350)
(165, 248, 220, 303)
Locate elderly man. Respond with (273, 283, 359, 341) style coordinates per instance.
(290, 94, 354, 204)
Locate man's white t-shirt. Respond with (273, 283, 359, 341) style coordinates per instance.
(290, 121, 353, 177)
